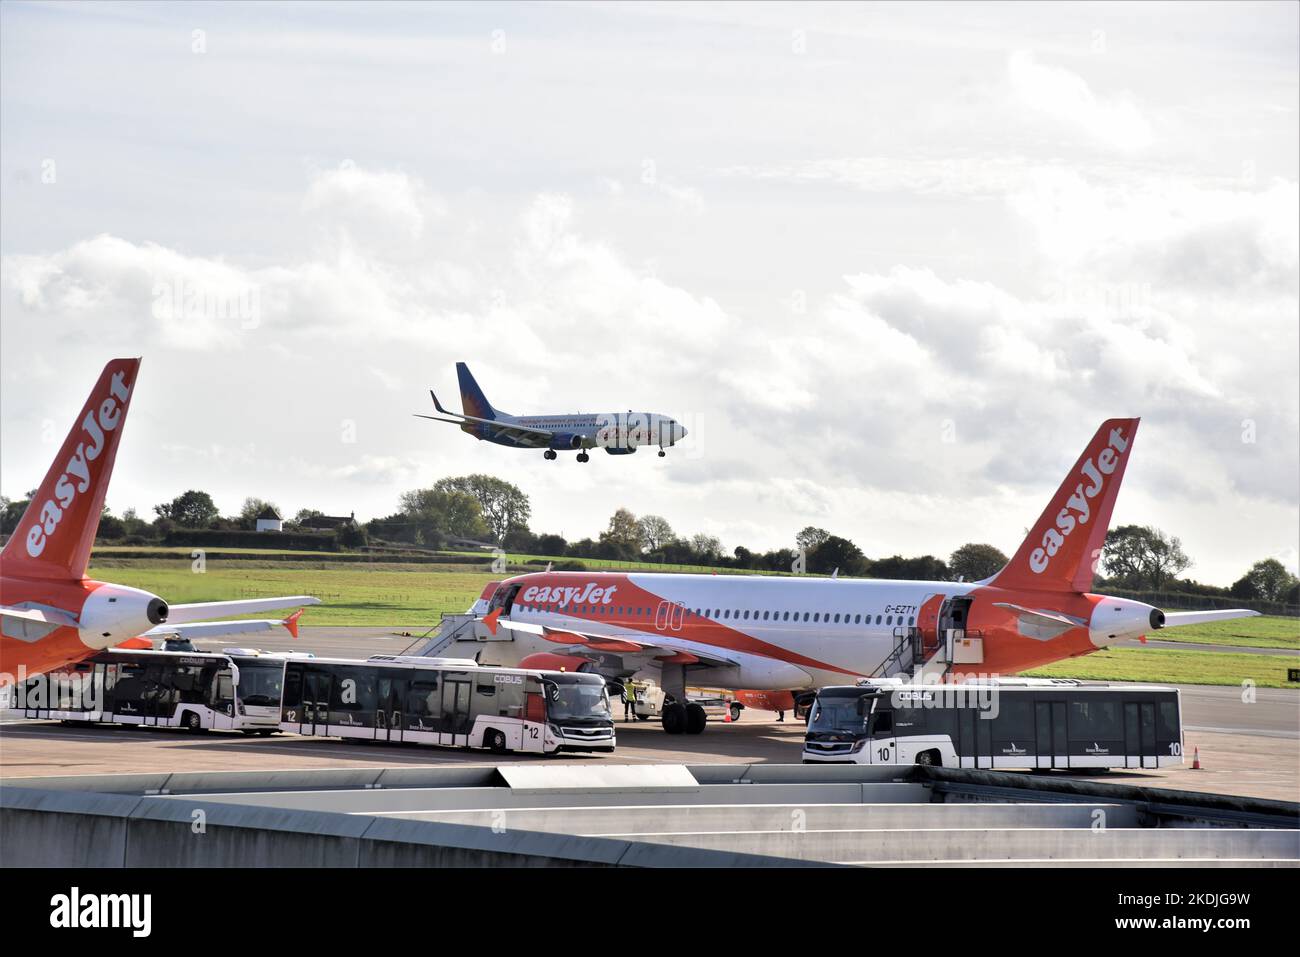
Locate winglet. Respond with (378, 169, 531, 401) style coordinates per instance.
(484, 607, 502, 636)
(282, 609, 304, 639)
(430, 389, 459, 418)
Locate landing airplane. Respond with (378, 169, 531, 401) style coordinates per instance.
(0, 358, 320, 684)
(416, 362, 687, 462)
(470, 418, 1257, 733)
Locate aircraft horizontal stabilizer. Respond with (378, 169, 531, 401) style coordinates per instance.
(992, 603, 1086, 629)
(0, 605, 81, 629)
(166, 596, 321, 626)
(1160, 609, 1261, 628)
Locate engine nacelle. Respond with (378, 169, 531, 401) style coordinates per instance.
(518, 653, 599, 674)
(78, 583, 168, 650)
(1088, 596, 1164, 647)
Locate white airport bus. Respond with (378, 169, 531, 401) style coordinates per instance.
(279, 655, 616, 754)
(8, 648, 287, 733)
(803, 678, 1183, 770)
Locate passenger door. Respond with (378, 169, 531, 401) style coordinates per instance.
(374, 674, 408, 744)
(439, 674, 472, 745)
(301, 669, 333, 736)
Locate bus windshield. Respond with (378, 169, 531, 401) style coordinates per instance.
(546, 680, 611, 722)
(235, 660, 284, 707)
(808, 693, 872, 736)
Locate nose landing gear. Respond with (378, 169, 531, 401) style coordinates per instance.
(543, 450, 557, 460)
(576, 451, 590, 463)
(658, 449, 666, 457)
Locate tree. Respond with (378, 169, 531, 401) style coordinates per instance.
(690, 533, 723, 562)
(1102, 525, 1192, 590)
(334, 522, 368, 550)
(239, 497, 280, 530)
(433, 475, 531, 544)
(600, 508, 642, 553)
(808, 535, 869, 576)
(293, 508, 325, 526)
(399, 488, 491, 541)
(868, 554, 949, 581)
(796, 526, 831, 553)
(1230, 559, 1299, 603)
(97, 507, 126, 541)
(637, 515, 675, 553)
(949, 543, 1008, 582)
(535, 533, 567, 556)
(154, 490, 219, 527)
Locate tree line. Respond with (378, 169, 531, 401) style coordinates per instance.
(1, 476, 1295, 607)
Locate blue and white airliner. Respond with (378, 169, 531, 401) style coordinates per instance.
(416, 362, 688, 462)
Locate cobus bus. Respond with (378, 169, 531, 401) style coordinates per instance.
(280, 656, 616, 754)
(7, 648, 287, 733)
(803, 678, 1183, 770)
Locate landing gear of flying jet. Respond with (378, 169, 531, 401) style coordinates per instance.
(576, 452, 590, 463)
(658, 449, 666, 457)
(544, 450, 557, 460)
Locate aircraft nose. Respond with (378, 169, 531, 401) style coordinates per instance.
(676, 422, 688, 439)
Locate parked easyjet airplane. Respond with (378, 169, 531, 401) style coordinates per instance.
(0, 358, 319, 685)
(416, 362, 687, 462)
(473, 418, 1257, 733)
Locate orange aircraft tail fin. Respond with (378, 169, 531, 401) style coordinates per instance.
(990, 418, 1139, 594)
(0, 358, 142, 582)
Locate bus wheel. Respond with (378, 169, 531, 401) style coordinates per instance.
(486, 728, 507, 753)
(685, 703, 707, 735)
(729, 703, 742, 722)
(915, 750, 941, 767)
(661, 702, 687, 734)
(183, 711, 203, 733)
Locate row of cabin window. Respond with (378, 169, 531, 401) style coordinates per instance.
(515, 603, 917, 628)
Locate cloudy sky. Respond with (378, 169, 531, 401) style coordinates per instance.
(2, 1, 1296, 585)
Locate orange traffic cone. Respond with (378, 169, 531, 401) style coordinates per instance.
(723, 705, 732, 723)
(1192, 747, 1201, 770)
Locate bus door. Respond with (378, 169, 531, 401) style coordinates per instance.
(523, 687, 548, 754)
(1124, 701, 1158, 769)
(374, 674, 408, 743)
(301, 669, 333, 736)
(439, 674, 472, 746)
(1035, 699, 1069, 769)
(142, 663, 169, 727)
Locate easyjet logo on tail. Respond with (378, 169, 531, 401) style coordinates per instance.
(1028, 425, 1129, 576)
(25, 371, 132, 559)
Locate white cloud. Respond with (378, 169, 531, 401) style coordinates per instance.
(1007, 51, 1155, 151)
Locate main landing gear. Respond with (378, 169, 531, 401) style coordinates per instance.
(661, 701, 707, 735)
(543, 450, 557, 460)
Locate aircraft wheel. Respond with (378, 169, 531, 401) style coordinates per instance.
(577, 452, 590, 463)
(544, 450, 557, 460)
(658, 449, 666, 457)
(685, 703, 707, 734)
(661, 702, 687, 735)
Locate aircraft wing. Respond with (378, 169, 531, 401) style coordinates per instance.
(165, 596, 320, 626)
(489, 614, 737, 669)
(1161, 609, 1261, 628)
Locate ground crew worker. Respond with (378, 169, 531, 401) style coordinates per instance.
(623, 681, 636, 721)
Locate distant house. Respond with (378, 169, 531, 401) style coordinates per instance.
(299, 511, 356, 531)
(255, 506, 283, 533)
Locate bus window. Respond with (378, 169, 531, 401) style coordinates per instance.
(1069, 699, 1122, 741)
(870, 710, 893, 737)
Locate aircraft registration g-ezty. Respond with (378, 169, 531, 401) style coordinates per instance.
(0, 358, 319, 685)
(472, 418, 1258, 734)
(416, 361, 688, 462)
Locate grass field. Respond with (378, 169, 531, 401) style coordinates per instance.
(1146, 615, 1299, 650)
(1024, 647, 1299, 689)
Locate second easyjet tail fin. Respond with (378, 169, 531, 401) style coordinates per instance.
(0, 358, 142, 581)
(989, 418, 1139, 593)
